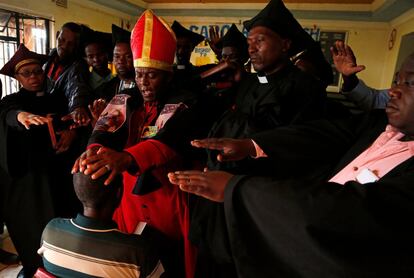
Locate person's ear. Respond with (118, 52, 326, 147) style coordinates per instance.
(282, 39, 292, 53)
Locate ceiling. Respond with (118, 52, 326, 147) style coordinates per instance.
(143, 0, 375, 3)
(89, 0, 414, 22)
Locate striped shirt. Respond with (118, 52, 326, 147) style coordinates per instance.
(38, 214, 164, 278)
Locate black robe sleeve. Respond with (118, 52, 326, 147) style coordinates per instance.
(224, 156, 414, 278)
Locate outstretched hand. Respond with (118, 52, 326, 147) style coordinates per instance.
(168, 170, 234, 202)
(80, 146, 133, 185)
(191, 138, 256, 162)
(17, 112, 49, 130)
(330, 40, 366, 77)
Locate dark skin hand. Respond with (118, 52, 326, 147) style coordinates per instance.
(191, 138, 256, 162)
(79, 146, 134, 185)
(168, 170, 234, 202)
(61, 106, 91, 128)
(72, 146, 99, 174)
(208, 25, 222, 59)
(17, 112, 49, 129)
(88, 98, 107, 127)
(55, 128, 77, 154)
(330, 40, 366, 77)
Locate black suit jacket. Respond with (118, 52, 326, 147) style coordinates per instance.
(224, 110, 414, 278)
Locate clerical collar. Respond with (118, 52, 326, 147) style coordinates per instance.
(176, 64, 186, 70)
(256, 73, 268, 84)
(36, 91, 45, 97)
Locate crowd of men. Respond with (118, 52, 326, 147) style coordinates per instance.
(1, 0, 413, 277)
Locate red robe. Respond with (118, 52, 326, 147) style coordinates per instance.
(112, 102, 197, 278)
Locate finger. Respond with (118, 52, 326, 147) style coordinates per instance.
(104, 170, 117, 186)
(191, 138, 224, 150)
(61, 113, 73, 121)
(72, 158, 81, 174)
(97, 146, 107, 155)
(56, 145, 68, 154)
(167, 172, 178, 184)
(330, 46, 338, 57)
(349, 65, 366, 75)
(82, 155, 104, 166)
(23, 122, 30, 129)
(179, 184, 199, 194)
(90, 166, 107, 180)
(88, 104, 93, 113)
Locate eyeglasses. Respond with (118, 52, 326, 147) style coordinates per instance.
(392, 79, 414, 89)
(16, 68, 44, 78)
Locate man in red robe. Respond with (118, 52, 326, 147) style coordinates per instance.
(73, 10, 197, 278)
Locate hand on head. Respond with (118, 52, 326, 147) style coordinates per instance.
(72, 146, 133, 186)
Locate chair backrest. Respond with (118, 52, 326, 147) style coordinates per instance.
(34, 267, 56, 278)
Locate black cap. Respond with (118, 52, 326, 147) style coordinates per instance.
(171, 21, 205, 46)
(0, 44, 48, 78)
(80, 24, 95, 48)
(80, 25, 113, 60)
(217, 24, 249, 63)
(112, 24, 131, 46)
(243, 0, 315, 56)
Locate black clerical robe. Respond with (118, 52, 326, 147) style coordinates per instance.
(190, 63, 327, 277)
(224, 110, 414, 278)
(0, 88, 81, 274)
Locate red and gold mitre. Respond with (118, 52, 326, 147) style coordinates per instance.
(131, 10, 176, 72)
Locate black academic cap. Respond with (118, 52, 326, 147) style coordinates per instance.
(112, 24, 131, 46)
(80, 24, 95, 48)
(243, 0, 315, 56)
(217, 24, 249, 63)
(0, 44, 48, 78)
(79, 25, 113, 60)
(171, 21, 205, 46)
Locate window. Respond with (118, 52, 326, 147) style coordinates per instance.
(0, 9, 51, 98)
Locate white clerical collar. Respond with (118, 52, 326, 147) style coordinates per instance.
(177, 65, 186, 70)
(36, 91, 45, 96)
(257, 74, 268, 84)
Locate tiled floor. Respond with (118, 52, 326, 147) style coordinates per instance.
(0, 228, 22, 278)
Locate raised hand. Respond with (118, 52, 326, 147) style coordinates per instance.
(208, 25, 222, 59)
(61, 106, 91, 128)
(330, 40, 366, 77)
(88, 99, 107, 126)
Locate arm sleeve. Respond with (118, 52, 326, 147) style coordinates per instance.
(125, 139, 177, 174)
(223, 168, 414, 277)
(342, 79, 389, 110)
(65, 60, 93, 111)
